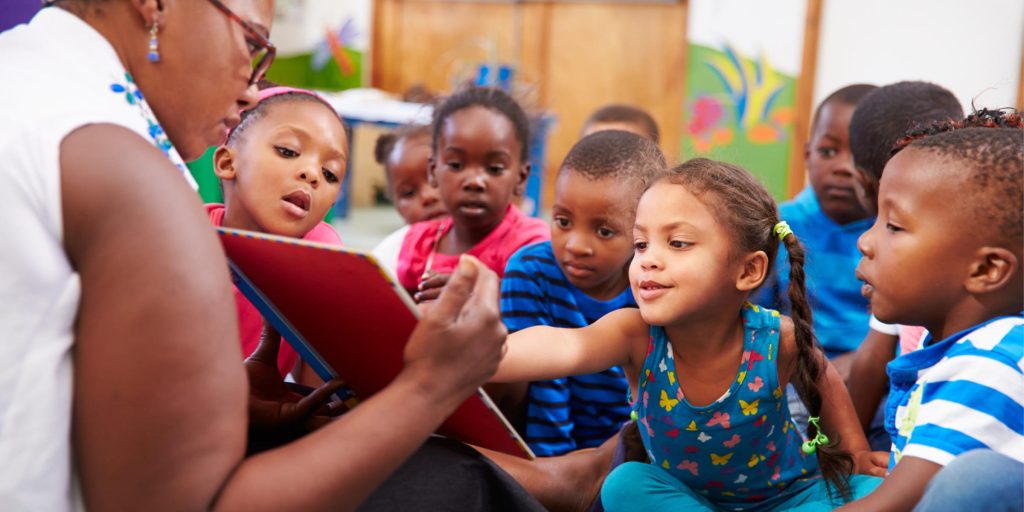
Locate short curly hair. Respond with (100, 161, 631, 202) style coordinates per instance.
(848, 81, 963, 180)
(899, 113, 1023, 245)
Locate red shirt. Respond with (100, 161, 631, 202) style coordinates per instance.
(206, 204, 343, 376)
(397, 204, 550, 295)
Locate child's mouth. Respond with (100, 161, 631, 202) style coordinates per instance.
(637, 280, 671, 300)
(281, 190, 311, 219)
(457, 201, 489, 216)
(854, 269, 873, 299)
(563, 260, 594, 279)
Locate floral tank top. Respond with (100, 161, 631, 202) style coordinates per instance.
(634, 304, 820, 509)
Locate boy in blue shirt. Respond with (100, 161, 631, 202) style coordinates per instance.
(844, 114, 1023, 510)
(501, 130, 666, 456)
(753, 84, 878, 369)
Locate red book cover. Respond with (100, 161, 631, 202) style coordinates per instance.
(217, 227, 534, 459)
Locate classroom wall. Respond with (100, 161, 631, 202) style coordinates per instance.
(813, 0, 1024, 112)
(371, 0, 688, 209)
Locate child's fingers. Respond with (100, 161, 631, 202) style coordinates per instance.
(414, 287, 443, 303)
(246, 319, 282, 364)
(868, 451, 889, 475)
(288, 378, 347, 420)
(417, 272, 450, 291)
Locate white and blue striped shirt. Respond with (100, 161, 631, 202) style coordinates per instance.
(886, 313, 1024, 469)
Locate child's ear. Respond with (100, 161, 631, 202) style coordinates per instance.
(964, 246, 1019, 295)
(427, 156, 438, 188)
(515, 162, 531, 197)
(736, 251, 769, 291)
(213, 146, 238, 181)
(803, 142, 811, 164)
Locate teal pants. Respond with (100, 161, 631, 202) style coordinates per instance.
(602, 461, 882, 511)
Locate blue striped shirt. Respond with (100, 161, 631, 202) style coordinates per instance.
(886, 313, 1024, 469)
(752, 187, 874, 357)
(501, 241, 634, 456)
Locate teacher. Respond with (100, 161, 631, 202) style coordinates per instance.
(0, 1, 516, 510)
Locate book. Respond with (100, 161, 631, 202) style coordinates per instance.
(217, 227, 534, 460)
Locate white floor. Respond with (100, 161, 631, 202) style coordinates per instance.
(331, 206, 405, 252)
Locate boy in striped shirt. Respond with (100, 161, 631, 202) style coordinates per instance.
(846, 116, 1023, 510)
(501, 130, 666, 456)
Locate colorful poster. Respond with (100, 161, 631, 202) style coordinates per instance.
(265, 0, 371, 90)
(682, 0, 807, 199)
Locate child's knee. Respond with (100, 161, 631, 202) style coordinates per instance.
(601, 461, 653, 509)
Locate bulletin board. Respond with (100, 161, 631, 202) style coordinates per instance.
(264, 0, 372, 91)
(681, 0, 820, 200)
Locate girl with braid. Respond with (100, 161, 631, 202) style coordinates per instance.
(493, 158, 885, 511)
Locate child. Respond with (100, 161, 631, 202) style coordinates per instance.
(843, 81, 963, 446)
(844, 116, 1023, 510)
(371, 124, 446, 276)
(396, 86, 549, 302)
(495, 158, 885, 511)
(210, 86, 348, 377)
(752, 84, 878, 367)
(581, 103, 660, 144)
(502, 130, 667, 456)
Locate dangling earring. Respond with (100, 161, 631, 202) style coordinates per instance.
(147, 23, 160, 63)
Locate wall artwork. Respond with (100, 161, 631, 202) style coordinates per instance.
(264, 0, 371, 90)
(682, 0, 808, 200)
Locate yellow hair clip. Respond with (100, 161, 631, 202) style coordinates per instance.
(773, 221, 794, 242)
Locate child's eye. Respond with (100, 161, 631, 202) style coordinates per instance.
(323, 168, 339, 184)
(885, 222, 903, 233)
(597, 227, 616, 239)
(446, 161, 462, 170)
(633, 241, 648, 251)
(669, 240, 691, 249)
(553, 216, 571, 229)
(818, 147, 838, 158)
(275, 146, 298, 158)
(488, 165, 506, 175)
(399, 188, 416, 199)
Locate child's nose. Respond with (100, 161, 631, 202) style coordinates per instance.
(565, 233, 593, 257)
(420, 185, 441, 205)
(638, 250, 661, 271)
(857, 226, 874, 258)
(462, 169, 487, 191)
(298, 169, 319, 187)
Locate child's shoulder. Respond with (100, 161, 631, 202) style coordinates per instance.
(945, 315, 1024, 370)
(304, 221, 343, 247)
(508, 240, 555, 264)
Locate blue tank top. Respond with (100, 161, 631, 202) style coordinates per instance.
(634, 304, 820, 509)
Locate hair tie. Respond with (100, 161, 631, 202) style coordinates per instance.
(801, 416, 830, 454)
(242, 86, 324, 115)
(773, 220, 794, 242)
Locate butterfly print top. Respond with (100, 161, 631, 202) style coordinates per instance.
(633, 303, 820, 509)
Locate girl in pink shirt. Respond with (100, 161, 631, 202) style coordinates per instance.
(397, 87, 549, 302)
(208, 86, 347, 377)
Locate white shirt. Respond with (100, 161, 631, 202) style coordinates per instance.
(371, 225, 410, 280)
(0, 8, 193, 510)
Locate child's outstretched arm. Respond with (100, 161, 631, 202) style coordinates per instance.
(778, 317, 888, 477)
(491, 308, 648, 384)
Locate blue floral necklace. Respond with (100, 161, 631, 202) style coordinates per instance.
(109, 72, 197, 189)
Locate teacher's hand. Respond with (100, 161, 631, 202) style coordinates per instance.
(403, 255, 507, 402)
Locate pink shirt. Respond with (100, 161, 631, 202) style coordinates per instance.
(206, 204, 343, 376)
(397, 204, 550, 295)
